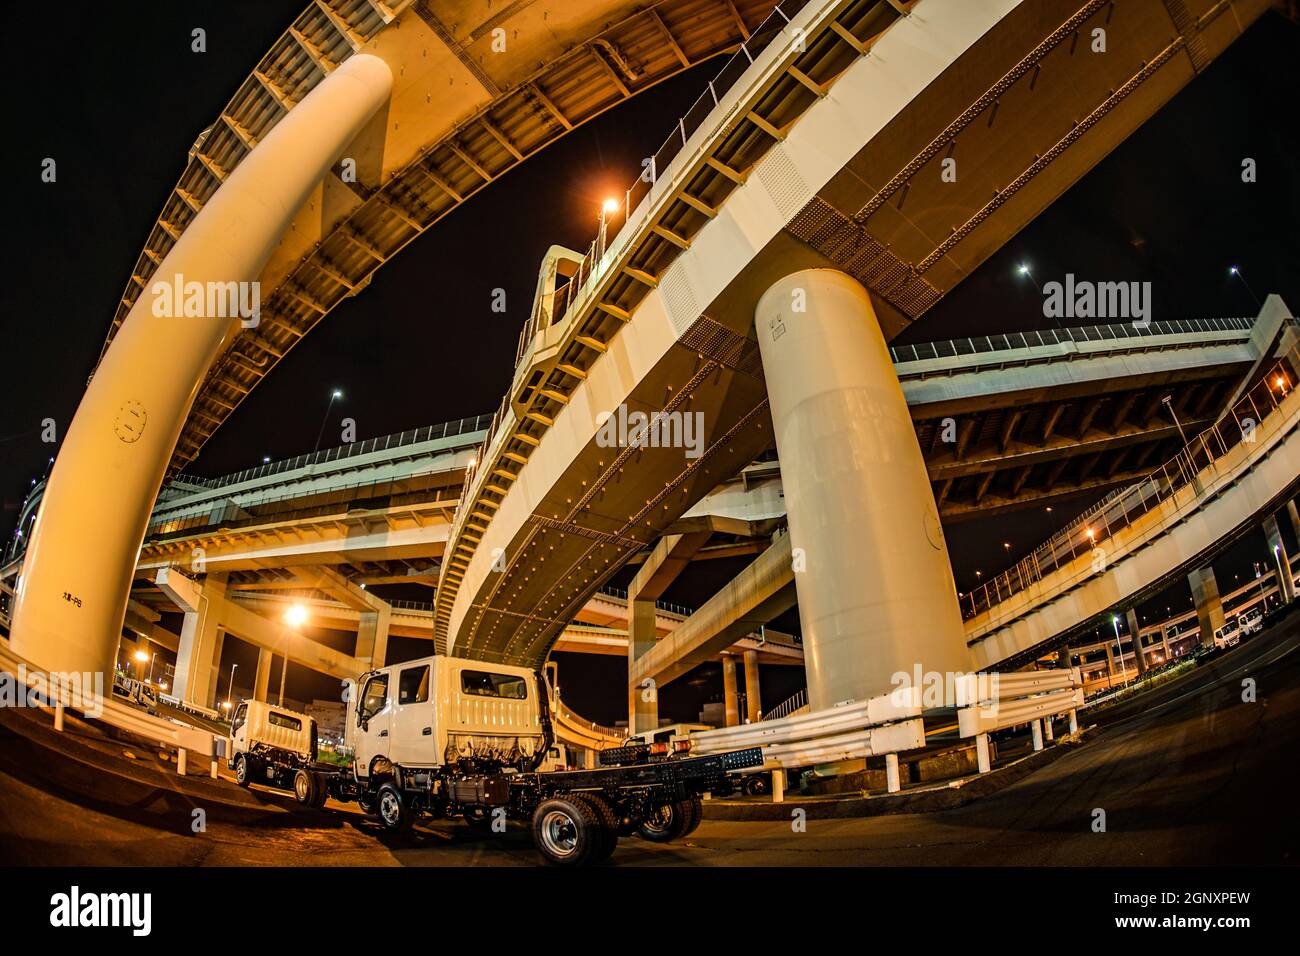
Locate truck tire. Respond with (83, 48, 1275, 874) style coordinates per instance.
(376, 782, 416, 833)
(293, 768, 319, 806)
(636, 797, 695, 843)
(680, 795, 704, 837)
(310, 774, 329, 808)
(532, 796, 605, 866)
(234, 754, 253, 788)
(573, 794, 619, 862)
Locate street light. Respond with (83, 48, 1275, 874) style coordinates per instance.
(598, 197, 620, 258)
(1016, 262, 1042, 294)
(282, 603, 308, 706)
(1228, 265, 1261, 309)
(225, 663, 238, 713)
(1161, 394, 1189, 447)
(312, 388, 344, 454)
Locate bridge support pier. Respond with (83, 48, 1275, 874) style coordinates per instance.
(743, 650, 762, 723)
(356, 606, 391, 670)
(1263, 513, 1296, 605)
(1188, 566, 1226, 648)
(756, 270, 968, 710)
(722, 654, 740, 727)
(1125, 609, 1147, 675)
(169, 573, 228, 710)
(6, 54, 394, 679)
(253, 648, 272, 703)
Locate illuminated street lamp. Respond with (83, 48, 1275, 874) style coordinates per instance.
(225, 663, 238, 714)
(312, 388, 344, 454)
(1161, 394, 1189, 447)
(281, 603, 308, 706)
(598, 197, 620, 259)
(1228, 265, 1261, 309)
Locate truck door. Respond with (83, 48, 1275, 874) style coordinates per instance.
(229, 701, 249, 757)
(391, 663, 436, 766)
(353, 672, 392, 777)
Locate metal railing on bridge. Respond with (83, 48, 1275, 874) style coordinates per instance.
(963, 345, 1298, 620)
(888, 316, 1254, 365)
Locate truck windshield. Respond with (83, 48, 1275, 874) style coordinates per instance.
(360, 674, 389, 718)
(460, 670, 527, 700)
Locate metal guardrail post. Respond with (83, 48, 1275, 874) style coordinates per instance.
(976, 733, 991, 773)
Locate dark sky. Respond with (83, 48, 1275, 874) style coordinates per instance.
(3, 4, 1298, 720)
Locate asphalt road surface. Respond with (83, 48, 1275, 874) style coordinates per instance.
(2, 612, 1298, 866)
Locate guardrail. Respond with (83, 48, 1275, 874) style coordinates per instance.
(0, 641, 222, 777)
(689, 688, 925, 798)
(956, 668, 1084, 773)
(888, 316, 1253, 365)
(964, 347, 1298, 620)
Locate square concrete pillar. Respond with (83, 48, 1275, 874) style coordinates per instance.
(1125, 609, 1146, 675)
(173, 574, 227, 708)
(627, 598, 659, 734)
(356, 605, 391, 669)
(722, 655, 739, 728)
(253, 648, 272, 702)
(1263, 513, 1296, 604)
(1188, 566, 1225, 648)
(743, 649, 762, 723)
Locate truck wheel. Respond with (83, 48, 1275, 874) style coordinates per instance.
(636, 798, 694, 843)
(745, 774, 770, 797)
(680, 795, 704, 837)
(234, 754, 252, 788)
(574, 794, 619, 862)
(310, 774, 329, 808)
(293, 768, 319, 806)
(376, 782, 415, 833)
(532, 796, 603, 866)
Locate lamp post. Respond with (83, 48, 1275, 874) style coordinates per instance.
(282, 603, 308, 707)
(226, 663, 238, 712)
(598, 198, 619, 260)
(1228, 266, 1261, 309)
(1112, 614, 1128, 682)
(312, 388, 344, 454)
(1161, 395, 1189, 447)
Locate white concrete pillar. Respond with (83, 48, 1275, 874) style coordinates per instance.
(1188, 566, 1226, 648)
(1043, 715, 1054, 741)
(1125, 608, 1147, 675)
(975, 733, 991, 773)
(1031, 719, 1044, 752)
(1068, 709, 1078, 734)
(356, 605, 392, 669)
(771, 768, 786, 803)
(722, 655, 739, 728)
(1263, 514, 1295, 604)
(743, 649, 762, 723)
(8, 55, 394, 678)
(173, 575, 227, 708)
(627, 599, 659, 734)
(755, 269, 968, 710)
(885, 753, 901, 793)
(253, 648, 272, 702)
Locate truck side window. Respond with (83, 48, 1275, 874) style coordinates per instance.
(359, 674, 389, 719)
(232, 703, 247, 733)
(460, 670, 527, 700)
(399, 666, 430, 704)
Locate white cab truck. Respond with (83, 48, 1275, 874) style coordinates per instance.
(231, 654, 761, 865)
(228, 700, 323, 801)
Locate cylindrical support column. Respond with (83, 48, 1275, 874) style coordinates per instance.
(1057, 646, 1071, 670)
(1031, 719, 1044, 752)
(722, 655, 739, 728)
(9, 55, 394, 678)
(975, 733, 991, 773)
(885, 753, 901, 793)
(253, 648, 272, 703)
(177, 749, 188, 777)
(1043, 715, 1054, 741)
(743, 650, 762, 723)
(771, 768, 786, 803)
(1068, 709, 1079, 734)
(756, 270, 968, 710)
(627, 599, 659, 733)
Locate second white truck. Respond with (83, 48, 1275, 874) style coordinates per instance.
(229, 653, 761, 865)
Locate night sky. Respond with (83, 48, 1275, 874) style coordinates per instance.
(3, 4, 1298, 722)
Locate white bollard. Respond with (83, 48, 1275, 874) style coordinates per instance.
(177, 748, 187, 777)
(772, 768, 786, 803)
(976, 733, 991, 773)
(885, 753, 901, 793)
(53, 702, 64, 732)
(1044, 716, 1055, 742)
(210, 756, 219, 779)
(1031, 719, 1044, 752)
(1068, 708, 1078, 734)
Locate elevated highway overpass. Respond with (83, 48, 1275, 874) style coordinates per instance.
(9, 0, 1291, 742)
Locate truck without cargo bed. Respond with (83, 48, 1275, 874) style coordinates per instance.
(229, 654, 761, 865)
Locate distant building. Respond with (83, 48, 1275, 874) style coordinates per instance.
(306, 699, 345, 740)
